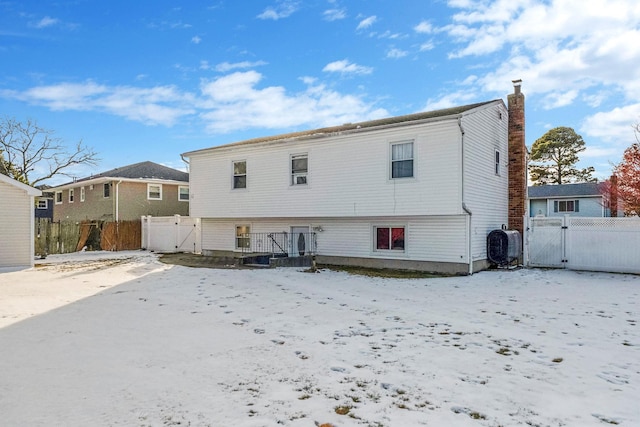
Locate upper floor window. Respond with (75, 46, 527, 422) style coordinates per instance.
(148, 184, 162, 200)
(37, 199, 48, 209)
(495, 150, 501, 176)
(80, 186, 86, 202)
(55, 191, 62, 204)
(375, 226, 406, 251)
(178, 186, 189, 201)
(233, 160, 247, 189)
(554, 200, 579, 213)
(103, 183, 110, 198)
(68, 188, 75, 203)
(391, 141, 414, 179)
(291, 154, 308, 186)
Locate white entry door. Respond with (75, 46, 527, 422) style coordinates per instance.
(290, 226, 309, 257)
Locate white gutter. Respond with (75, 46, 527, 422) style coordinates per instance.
(458, 117, 474, 276)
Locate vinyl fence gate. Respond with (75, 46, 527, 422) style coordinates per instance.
(141, 215, 201, 254)
(525, 216, 640, 274)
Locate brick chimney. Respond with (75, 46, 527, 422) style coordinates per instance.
(508, 79, 526, 238)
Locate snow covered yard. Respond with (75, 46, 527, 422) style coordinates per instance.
(0, 252, 638, 427)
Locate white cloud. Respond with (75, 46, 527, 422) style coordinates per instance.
(214, 61, 268, 72)
(257, 1, 300, 20)
(414, 21, 433, 34)
(442, 0, 640, 104)
(386, 48, 408, 59)
(421, 90, 479, 112)
(419, 41, 435, 51)
(3, 82, 195, 126)
(323, 8, 346, 21)
(581, 104, 640, 144)
(198, 71, 388, 132)
(191, 36, 202, 44)
(356, 16, 377, 30)
(33, 16, 59, 29)
(322, 59, 373, 75)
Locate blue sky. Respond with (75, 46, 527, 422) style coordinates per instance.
(1, 0, 639, 185)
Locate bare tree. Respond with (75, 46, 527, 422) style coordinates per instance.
(0, 117, 99, 186)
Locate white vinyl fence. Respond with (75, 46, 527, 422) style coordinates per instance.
(525, 216, 640, 274)
(141, 215, 201, 254)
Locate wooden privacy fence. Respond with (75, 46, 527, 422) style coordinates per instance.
(34, 218, 141, 255)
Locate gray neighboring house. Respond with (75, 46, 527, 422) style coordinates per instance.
(528, 183, 622, 217)
(49, 161, 189, 222)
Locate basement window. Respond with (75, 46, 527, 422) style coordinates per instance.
(374, 226, 406, 251)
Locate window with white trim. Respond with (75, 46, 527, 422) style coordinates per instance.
(68, 188, 74, 203)
(374, 226, 406, 251)
(80, 186, 85, 202)
(291, 154, 308, 185)
(55, 191, 62, 204)
(554, 200, 579, 213)
(235, 225, 250, 249)
(37, 199, 48, 209)
(391, 141, 414, 179)
(103, 183, 110, 198)
(233, 160, 247, 189)
(178, 186, 189, 201)
(147, 184, 162, 200)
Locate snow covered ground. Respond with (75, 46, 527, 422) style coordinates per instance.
(0, 251, 638, 427)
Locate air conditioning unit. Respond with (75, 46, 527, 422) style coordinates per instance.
(487, 229, 521, 267)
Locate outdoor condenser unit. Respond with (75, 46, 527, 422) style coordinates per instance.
(487, 229, 522, 266)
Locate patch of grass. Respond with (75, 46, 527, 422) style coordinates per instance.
(552, 357, 563, 363)
(496, 347, 512, 356)
(469, 411, 487, 420)
(321, 264, 451, 279)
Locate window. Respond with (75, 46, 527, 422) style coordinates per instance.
(147, 184, 162, 200)
(235, 225, 250, 249)
(55, 191, 62, 204)
(554, 200, 580, 213)
(37, 199, 48, 209)
(495, 150, 501, 176)
(68, 189, 74, 203)
(233, 161, 247, 189)
(291, 154, 308, 185)
(391, 141, 414, 179)
(375, 226, 406, 251)
(80, 186, 85, 202)
(178, 186, 189, 201)
(103, 183, 110, 198)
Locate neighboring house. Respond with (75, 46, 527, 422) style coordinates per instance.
(528, 183, 622, 217)
(183, 83, 528, 274)
(0, 173, 41, 270)
(35, 185, 54, 219)
(49, 161, 189, 222)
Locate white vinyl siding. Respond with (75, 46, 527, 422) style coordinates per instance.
(0, 181, 35, 268)
(189, 119, 463, 219)
(461, 103, 510, 262)
(201, 216, 468, 264)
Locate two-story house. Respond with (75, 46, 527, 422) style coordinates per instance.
(183, 83, 528, 274)
(49, 161, 189, 222)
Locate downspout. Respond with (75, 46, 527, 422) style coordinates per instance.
(115, 180, 122, 222)
(458, 117, 473, 275)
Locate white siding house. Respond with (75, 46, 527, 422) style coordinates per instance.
(0, 174, 41, 270)
(184, 98, 514, 275)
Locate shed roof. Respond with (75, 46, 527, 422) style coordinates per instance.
(183, 99, 502, 156)
(528, 182, 602, 199)
(0, 173, 42, 196)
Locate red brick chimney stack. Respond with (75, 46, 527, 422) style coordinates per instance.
(508, 79, 526, 238)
